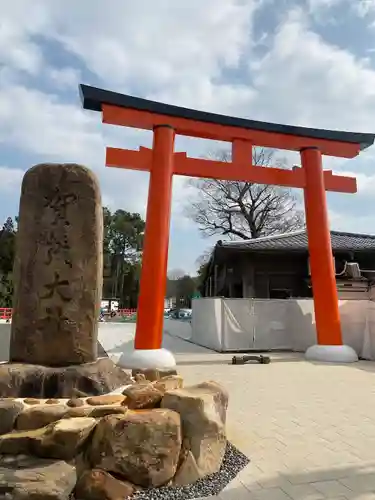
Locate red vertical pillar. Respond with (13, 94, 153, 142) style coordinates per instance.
(301, 147, 342, 345)
(135, 125, 175, 350)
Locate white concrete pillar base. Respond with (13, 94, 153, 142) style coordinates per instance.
(117, 348, 176, 370)
(305, 344, 358, 363)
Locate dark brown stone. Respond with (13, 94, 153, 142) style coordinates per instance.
(10, 163, 103, 366)
(86, 395, 125, 406)
(66, 399, 85, 408)
(0, 400, 24, 435)
(75, 469, 135, 500)
(123, 384, 163, 410)
(132, 368, 178, 382)
(23, 398, 41, 405)
(72, 388, 89, 398)
(0, 358, 132, 398)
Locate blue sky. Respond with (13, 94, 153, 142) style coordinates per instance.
(1, 0, 375, 274)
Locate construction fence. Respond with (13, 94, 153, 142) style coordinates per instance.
(164, 298, 375, 360)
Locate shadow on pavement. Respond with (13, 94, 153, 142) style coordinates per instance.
(220, 462, 375, 499)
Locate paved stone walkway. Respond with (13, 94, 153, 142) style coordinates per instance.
(99, 325, 375, 499)
(173, 343, 375, 500)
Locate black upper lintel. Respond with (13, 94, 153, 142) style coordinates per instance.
(79, 84, 375, 150)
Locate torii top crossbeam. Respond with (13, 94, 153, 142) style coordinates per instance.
(80, 84, 374, 156)
(80, 83, 375, 365)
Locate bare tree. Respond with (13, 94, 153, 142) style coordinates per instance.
(195, 248, 213, 287)
(185, 148, 305, 240)
(195, 248, 213, 269)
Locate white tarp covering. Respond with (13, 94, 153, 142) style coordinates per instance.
(252, 300, 295, 350)
(191, 297, 375, 359)
(190, 298, 223, 351)
(222, 299, 254, 350)
(163, 318, 193, 342)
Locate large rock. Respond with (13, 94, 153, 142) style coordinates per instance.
(0, 417, 97, 460)
(35, 417, 97, 460)
(122, 383, 163, 410)
(153, 375, 183, 393)
(63, 405, 128, 419)
(89, 406, 128, 418)
(0, 454, 76, 500)
(161, 381, 228, 476)
(10, 163, 103, 366)
(132, 368, 177, 382)
(86, 395, 125, 406)
(89, 409, 182, 487)
(16, 405, 68, 431)
(0, 400, 24, 435)
(0, 427, 44, 455)
(173, 450, 201, 486)
(75, 469, 135, 500)
(0, 358, 132, 398)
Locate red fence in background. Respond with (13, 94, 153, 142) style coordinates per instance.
(118, 309, 137, 316)
(0, 308, 12, 320)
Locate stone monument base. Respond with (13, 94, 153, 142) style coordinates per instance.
(0, 358, 132, 398)
(0, 377, 243, 498)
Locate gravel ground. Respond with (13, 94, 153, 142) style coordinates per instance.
(130, 442, 250, 500)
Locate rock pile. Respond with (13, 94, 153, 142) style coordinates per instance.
(0, 372, 229, 499)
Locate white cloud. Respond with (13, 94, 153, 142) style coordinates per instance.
(0, 1, 50, 75)
(0, 0, 264, 229)
(46, 67, 81, 89)
(307, 0, 375, 18)
(329, 208, 375, 234)
(354, 0, 375, 17)
(2, 0, 375, 268)
(248, 7, 375, 132)
(49, 0, 258, 90)
(1, 1, 261, 107)
(0, 166, 24, 193)
(0, 85, 102, 162)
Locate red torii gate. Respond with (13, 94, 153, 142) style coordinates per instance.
(80, 84, 375, 367)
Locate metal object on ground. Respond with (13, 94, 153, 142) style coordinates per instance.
(231, 354, 271, 365)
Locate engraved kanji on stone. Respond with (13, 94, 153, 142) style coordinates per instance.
(40, 272, 73, 302)
(41, 230, 72, 268)
(44, 187, 78, 225)
(38, 305, 71, 334)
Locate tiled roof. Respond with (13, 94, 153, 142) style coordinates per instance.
(218, 230, 375, 252)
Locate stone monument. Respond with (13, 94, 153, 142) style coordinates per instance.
(0, 163, 131, 397)
(10, 163, 102, 365)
